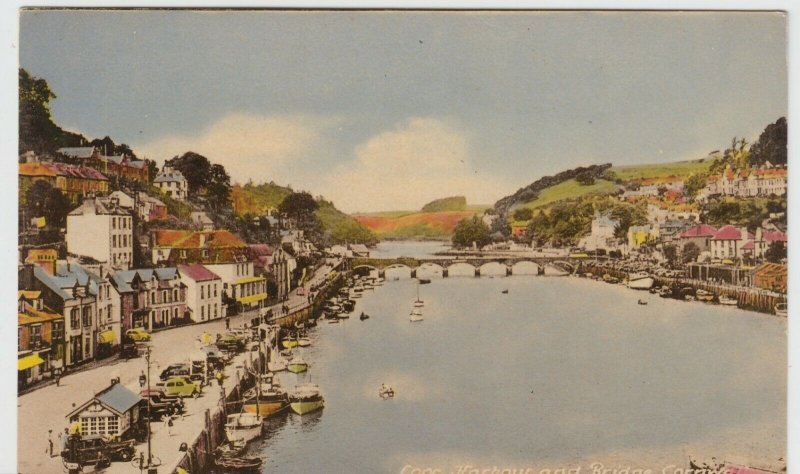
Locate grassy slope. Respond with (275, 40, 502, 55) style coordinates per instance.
(230, 183, 292, 215)
(315, 201, 377, 244)
(513, 178, 618, 212)
(611, 159, 712, 181)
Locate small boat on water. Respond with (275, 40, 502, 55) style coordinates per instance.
(409, 308, 424, 322)
(327, 318, 340, 324)
(775, 303, 788, 317)
(659, 287, 672, 298)
(696, 289, 714, 302)
(627, 272, 655, 290)
(287, 355, 309, 374)
(290, 383, 325, 415)
(413, 279, 425, 308)
(718, 295, 738, 306)
(501, 289, 509, 294)
(242, 374, 289, 418)
(637, 299, 648, 305)
(224, 412, 262, 444)
(215, 455, 263, 472)
(282, 339, 299, 350)
(359, 312, 370, 321)
(297, 335, 311, 347)
(418, 278, 431, 284)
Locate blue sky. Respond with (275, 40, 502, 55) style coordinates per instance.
(19, 10, 787, 212)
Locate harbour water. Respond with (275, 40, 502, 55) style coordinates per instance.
(252, 267, 786, 472)
(370, 240, 452, 259)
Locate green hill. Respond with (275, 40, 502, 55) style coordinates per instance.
(610, 159, 712, 181)
(315, 200, 378, 244)
(421, 196, 467, 212)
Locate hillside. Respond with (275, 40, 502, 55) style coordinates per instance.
(231, 182, 293, 215)
(316, 200, 378, 244)
(354, 211, 478, 240)
(510, 178, 618, 212)
(610, 159, 712, 181)
(421, 196, 467, 213)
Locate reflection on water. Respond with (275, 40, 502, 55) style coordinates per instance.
(253, 275, 785, 473)
(370, 240, 450, 258)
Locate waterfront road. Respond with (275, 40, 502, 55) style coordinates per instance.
(18, 262, 338, 474)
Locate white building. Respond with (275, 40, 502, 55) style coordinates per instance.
(178, 264, 225, 323)
(578, 214, 619, 251)
(154, 166, 188, 201)
(66, 197, 133, 270)
(710, 225, 753, 261)
(190, 211, 214, 231)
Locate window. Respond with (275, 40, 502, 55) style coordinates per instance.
(107, 417, 119, 434)
(201, 306, 205, 320)
(82, 307, 92, 328)
(214, 284, 217, 298)
(112, 217, 116, 230)
(214, 305, 217, 318)
(18, 327, 22, 351)
(201, 285, 205, 299)
(70, 308, 80, 330)
(52, 321, 64, 341)
(174, 289, 179, 302)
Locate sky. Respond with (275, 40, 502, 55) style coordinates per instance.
(19, 9, 787, 212)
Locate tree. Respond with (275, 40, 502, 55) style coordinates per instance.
(19, 68, 85, 154)
(749, 117, 787, 166)
(452, 215, 491, 249)
(24, 181, 72, 228)
(206, 164, 232, 211)
(684, 173, 708, 198)
(166, 152, 213, 195)
(512, 208, 533, 221)
(279, 192, 319, 221)
(146, 159, 159, 183)
(682, 242, 701, 264)
(575, 172, 595, 186)
(663, 244, 678, 266)
(764, 241, 787, 263)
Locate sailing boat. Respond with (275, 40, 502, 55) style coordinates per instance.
(409, 308, 423, 322)
(242, 335, 289, 418)
(413, 279, 424, 308)
(225, 364, 263, 443)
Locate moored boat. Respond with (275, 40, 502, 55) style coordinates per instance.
(695, 289, 714, 302)
(775, 303, 788, 317)
(287, 355, 309, 373)
(267, 348, 287, 372)
(242, 376, 289, 418)
(289, 383, 325, 415)
(718, 295, 738, 306)
(409, 308, 423, 322)
(627, 272, 655, 290)
(224, 412, 262, 444)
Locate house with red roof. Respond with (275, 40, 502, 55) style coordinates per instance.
(677, 223, 717, 256)
(705, 164, 787, 198)
(178, 264, 225, 323)
(710, 225, 753, 261)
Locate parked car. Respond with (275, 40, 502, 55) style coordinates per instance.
(125, 327, 151, 342)
(161, 376, 201, 398)
(159, 363, 190, 381)
(139, 388, 181, 419)
(62, 434, 135, 468)
(216, 333, 244, 352)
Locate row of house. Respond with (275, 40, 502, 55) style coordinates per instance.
(57, 147, 150, 184)
(675, 224, 787, 262)
(19, 161, 110, 205)
(703, 163, 787, 199)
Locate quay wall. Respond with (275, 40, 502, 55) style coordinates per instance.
(581, 264, 786, 316)
(171, 268, 346, 473)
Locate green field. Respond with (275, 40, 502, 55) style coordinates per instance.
(512, 178, 618, 211)
(611, 159, 712, 181)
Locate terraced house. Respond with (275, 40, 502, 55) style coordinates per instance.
(18, 290, 64, 389)
(19, 262, 99, 368)
(110, 268, 187, 332)
(18, 161, 110, 205)
(66, 196, 134, 270)
(151, 229, 267, 312)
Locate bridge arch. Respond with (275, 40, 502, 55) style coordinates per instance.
(416, 262, 444, 279)
(384, 264, 413, 280)
(511, 261, 540, 275)
(479, 261, 508, 277)
(352, 265, 379, 278)
(448, 262, 476, 277)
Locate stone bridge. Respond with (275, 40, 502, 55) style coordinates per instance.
(346, 256, 583, 278)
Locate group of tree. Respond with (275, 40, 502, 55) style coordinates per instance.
(708, 117, 787, 173)
(452, 215, 492, 249)
(19, 68, 86, 155)
(23, 181, 72, 229)
(524, 196, 648, 247)
(165, 152, 232, 212)
(702, 197, 786, 231)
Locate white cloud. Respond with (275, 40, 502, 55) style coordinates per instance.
(134, 112, 334, 186)
(321, 117, 509, 213)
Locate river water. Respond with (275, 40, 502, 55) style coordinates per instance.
(249, 248, 786, 473)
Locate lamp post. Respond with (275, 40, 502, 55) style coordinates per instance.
(137, 346, 157, 474)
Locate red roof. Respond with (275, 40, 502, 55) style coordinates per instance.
(177, 264, 220, 282)
(741, 240, 754, 250)
(153, 230, 247, 249)
(762, 230, 787, 242)
(680, 224, 717, 238)
(713, 225, 753, 241)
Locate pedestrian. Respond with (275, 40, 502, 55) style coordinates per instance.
(59, 428, 68, 456)
(225, 315, 230, 330)
(54, 367, 61, 387)
(47, 429, 53, 457)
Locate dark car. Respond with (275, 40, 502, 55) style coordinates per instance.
(140, 388, 182, 419)
(62, 434, 135, 468)
(159, 363, 190, 381)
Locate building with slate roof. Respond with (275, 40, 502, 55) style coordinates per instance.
(153, 165, 188, 201)
(110, 267, 187, 331)
(67, 379, 143, 438)
(19, 161, 110, 205)
(19, 262, 99, 367)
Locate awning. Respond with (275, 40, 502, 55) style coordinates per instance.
(98, 330, 116, 345)
(238, 293, 267, 305)
(18, 354, 45, 371)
